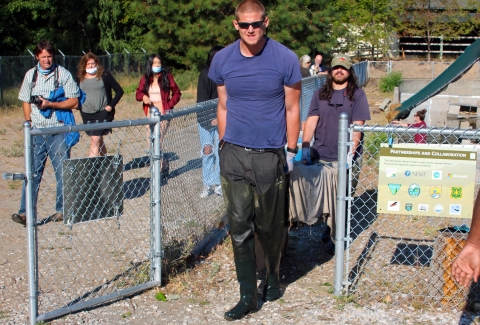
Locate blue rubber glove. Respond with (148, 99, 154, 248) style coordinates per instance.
(286, 151, 296, 174)
(301, 148, 312, 165)
(346, 151, 354, 169)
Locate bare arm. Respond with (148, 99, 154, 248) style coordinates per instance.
(23, 102, 32, 121)
(452, 194, 480, 287)
(217, 84, 227, 140)
(284, 81, 301, 149)
(352, 120, 365, 155)
(302, 116, 319, 148)
(39, 97, 79, 110)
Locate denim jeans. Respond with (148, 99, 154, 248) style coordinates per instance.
(198, 124, 220, 186)
(19, 133, 70, 215)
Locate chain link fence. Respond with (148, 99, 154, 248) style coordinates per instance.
(336, 123, 480, 310)
(22, 102, 227, 323)
(17, 62, 369, 323)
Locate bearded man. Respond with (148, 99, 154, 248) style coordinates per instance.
(301, 54, 370, 245)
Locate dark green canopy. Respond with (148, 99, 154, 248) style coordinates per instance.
(395, 39, 480, 120)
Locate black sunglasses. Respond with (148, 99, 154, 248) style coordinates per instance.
(237, 20, 265, 29)
(328, 103, 343, 108)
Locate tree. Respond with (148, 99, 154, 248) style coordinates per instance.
(333, 0, 395, 60)
(393, 0, 477, 62)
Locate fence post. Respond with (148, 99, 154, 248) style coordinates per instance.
(58, 49, 66, 68)
(124, 48, 130, 75)
(105, 50, 112, 72)
(439, 35, 444, 61)
(334, 113, 349, 296)
(150, 107, 163, 284)
(24, 122, 38, 325)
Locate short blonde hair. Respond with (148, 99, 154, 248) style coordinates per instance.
(300, 55, 311, 68)
(235, 0, 266, 20)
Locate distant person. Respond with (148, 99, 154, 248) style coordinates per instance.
(310, 53, 327, 75)
(12, 40, 80, 226)
(196, 46, 224, 198)
(301, 54, 370, 251)
(136, 54, 181, 175)
(299, 55, 312, 78)
(77, 52, 124, 157)
(208, 0, 301, 320)
(391, 109, 427, 143)
(452, 194, 480, 288)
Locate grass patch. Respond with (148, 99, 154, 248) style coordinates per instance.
(0, 310, 8, 319)
(0, 139, 23, 157)
(7, 181, 21, 190)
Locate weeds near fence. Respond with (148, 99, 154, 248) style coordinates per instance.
(363, 132, 388, 164)
(379, 72, 402, 92)
(0, 140, 23, 157)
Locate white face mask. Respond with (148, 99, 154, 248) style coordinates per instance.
(86, 67, 98, 75)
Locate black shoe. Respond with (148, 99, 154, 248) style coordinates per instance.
(224, 294, 258, 321)
(11, 213, 26, 226)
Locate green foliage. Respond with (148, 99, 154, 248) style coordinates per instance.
(333, 0, 395, 59)
(379, 72, 402, 93)
(121, 311, 132, 318)
(155, 291, 167, 302)
(364, 132, 388, 162)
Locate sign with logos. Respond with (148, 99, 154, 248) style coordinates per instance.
(377, 144, 477, 218)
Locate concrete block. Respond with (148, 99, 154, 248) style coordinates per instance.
(379, 98, 392, 111)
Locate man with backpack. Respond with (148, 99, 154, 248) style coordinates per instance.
(12, 40, 80, 226)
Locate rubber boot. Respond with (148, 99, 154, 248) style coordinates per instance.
(263, 255, 281, 301)
(224, 259, 258, 321)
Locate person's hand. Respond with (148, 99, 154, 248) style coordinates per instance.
(105, 105, 112, 112)
(211, 118, 218, 126)
(38, 97, 50, 109)
(452, 242, 480, 288)
(286, 151, 296, 174)
(143, 95, 151, 105)
(301, 148, 312, 165)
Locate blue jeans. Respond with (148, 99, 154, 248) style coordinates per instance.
(19, 133, 70, 215)
(198, 124, 220, 186)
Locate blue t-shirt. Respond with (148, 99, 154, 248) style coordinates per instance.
(208, 38, 301, 149)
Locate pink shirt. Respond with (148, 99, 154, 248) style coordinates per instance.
(409, 121, 427, 143)
(148, 84, 162, 103)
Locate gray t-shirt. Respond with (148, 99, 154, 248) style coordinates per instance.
(80, 77, 108, 114)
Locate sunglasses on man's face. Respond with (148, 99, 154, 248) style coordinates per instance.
(237, 20, 265, 29)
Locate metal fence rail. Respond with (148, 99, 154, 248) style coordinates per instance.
(334, 123, 480, 310)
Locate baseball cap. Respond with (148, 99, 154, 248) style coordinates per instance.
(331, 54, 353, 70)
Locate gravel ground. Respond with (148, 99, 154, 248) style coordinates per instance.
(2, 222, 479, 324)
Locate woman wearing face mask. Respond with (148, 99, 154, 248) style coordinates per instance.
(136, 54, 182, 175)
(78, 52, 124, 156)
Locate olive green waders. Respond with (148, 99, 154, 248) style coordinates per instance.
(220, 142, 286, 321)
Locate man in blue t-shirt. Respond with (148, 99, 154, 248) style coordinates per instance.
(301, 54, 370, 252)
(208, 0, 301, 321)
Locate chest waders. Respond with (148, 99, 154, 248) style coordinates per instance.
(220, 143, 287, 320)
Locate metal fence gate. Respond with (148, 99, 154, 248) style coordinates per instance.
(335, 120, 480, 310)
(23, 101, 226, 323)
